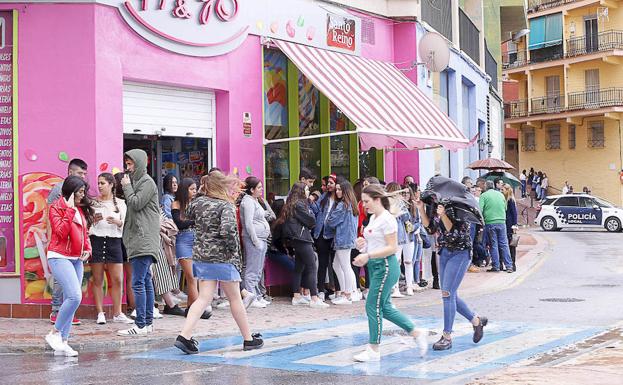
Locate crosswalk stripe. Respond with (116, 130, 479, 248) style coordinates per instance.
(199, 321, 369, 359)
(295, 323, 475, 367)
(400, 327, 581, 374)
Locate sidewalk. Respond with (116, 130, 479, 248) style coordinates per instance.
(0, 230, 547, 354)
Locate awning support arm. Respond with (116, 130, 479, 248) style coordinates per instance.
(263, 130, 358, 145)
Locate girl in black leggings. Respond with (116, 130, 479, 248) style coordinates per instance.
(276, 183, 329, 309)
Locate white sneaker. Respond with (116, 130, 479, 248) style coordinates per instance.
(309, 300, 330, 309)
(242, 293, 256, 309)
(351, 291, 362, 302)
(302, 295, 311, 303)
(146, 324, 154, 333)
(406, 287, 415, 296)
(117, 324, 148, 337)
(54, 342, 79, 357)
(153, 307, 163, 319)
(414, 328, 428, 357)
(292, 296, 309, 306)
(317, 292, 325, 301)
(130, 309, 136, 319)
(391, 289, 404, 298)
(96, 312, 106, 325)
(112, 313, 134, 324)
(353, 346, 380, 362)
(174, 291, 188, 302)
(332, 296, 352, 305)
(329, 293, 337, 300)
(45, 331, 65, 352)
(258, 298, 270, 306)
(216, 300, 231, 310)
(362, 289, 369, 299)
(250, 299, 267, 308)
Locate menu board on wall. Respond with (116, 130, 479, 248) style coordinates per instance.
(0, 11, 15, 274)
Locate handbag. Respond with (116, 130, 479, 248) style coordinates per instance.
(509, 234, 520, 247)
(404, 220, 415, 234)
(420, 232, 431, 249)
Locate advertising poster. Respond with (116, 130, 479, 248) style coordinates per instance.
(0, 11, 16, 275)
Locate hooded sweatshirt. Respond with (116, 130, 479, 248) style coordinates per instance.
(122, 149, 161, 260)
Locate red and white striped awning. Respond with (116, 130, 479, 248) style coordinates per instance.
(273, 39, 468, 151)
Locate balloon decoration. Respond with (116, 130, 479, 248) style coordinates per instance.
(256, 21, 264, 31)
(58, 152, 69, 162)
(306, 26, 315, 41)
(286, 20, 296, 38)
(297, 16, 305, 27)
(270, 21, 279, 33)
(112, 167, 122, 175)
(24, 149, 38, 161)
(245, 165, 252, 174)
(99, 163, 109, 172)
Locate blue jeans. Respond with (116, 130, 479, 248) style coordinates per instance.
(439, 249, 475, 334)
(412, 239, 423, 283)
(267, 249, 295, 272)
(521, 180, 526, 197)
(485, 223, 513, 270)
(47, 258, 83, 340)
(51, 278, 63, 313)
(131, 255, 154, 328)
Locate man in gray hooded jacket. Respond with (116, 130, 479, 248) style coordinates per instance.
(117, 149, 161, 336)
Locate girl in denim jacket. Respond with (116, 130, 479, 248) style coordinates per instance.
(326, 180, 359, 304)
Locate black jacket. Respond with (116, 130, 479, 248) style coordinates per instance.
(283, 201, 316, 243)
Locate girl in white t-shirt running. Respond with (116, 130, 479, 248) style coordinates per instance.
(352, 184, 428, 362)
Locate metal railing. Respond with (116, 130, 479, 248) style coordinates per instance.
(504, 100, 529, 118)
(566, 30, 623, 57)
(502, 50, 528, 69)
(568, 87, 623, 110)
(459, 8, 480, 65)
(527, 0, 576, 13)
(531, 95, 565, 115)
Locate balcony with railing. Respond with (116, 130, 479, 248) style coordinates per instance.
(567, 30, 623, 57)
(502, 50, 529, 69)
(567, 88, 623, 110)
(531, 95, 565, 115)
(504, 100, 529, 118)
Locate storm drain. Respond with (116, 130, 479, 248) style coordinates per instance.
(539, 298, 585, 303)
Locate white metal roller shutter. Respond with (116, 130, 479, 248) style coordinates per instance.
(123, 82, 215, 138)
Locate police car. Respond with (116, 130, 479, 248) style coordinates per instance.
(535, 194, 623, 232)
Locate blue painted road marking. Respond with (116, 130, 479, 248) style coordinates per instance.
(133, 316, 601, 380)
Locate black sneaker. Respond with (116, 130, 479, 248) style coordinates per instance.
(201, 310, 212, 320)
(174, 335, 199, 354)
(487, 268, 500, 272)
(432, 281, 440, 290)
(473, 316, 488, 343)
(418, 279, 428, 288)
(243, 333, 264, 351)
(432, 336, 452, 351)
(506, 269, 514, 274)
(163, 304, 186, 317)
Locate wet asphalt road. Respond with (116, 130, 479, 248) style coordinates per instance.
(2, 229, 622, 385)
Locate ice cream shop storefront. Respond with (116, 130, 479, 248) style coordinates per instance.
(0, 0, 466, 316)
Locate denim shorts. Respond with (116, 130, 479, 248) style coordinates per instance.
(175, 230, 194, 259)
(192, 261, 241, 282)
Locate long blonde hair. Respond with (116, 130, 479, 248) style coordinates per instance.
(503, 183, 515, 202)
(202, 171, 240, 202)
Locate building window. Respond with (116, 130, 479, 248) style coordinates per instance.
(546, 125, 560, 149)
(588, 121, 605, 148)
(568, 124, 576, 149)
(263, 49, 290, 196)
(439, 70, 449, 116)
(522, 128, 536, 151)
(359, 148, 377, 178)
(459, 9, 480, 64)
(421, 0, 452, 41)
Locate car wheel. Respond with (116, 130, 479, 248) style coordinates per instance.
(540, 216, 557, 232)
(604, 217, 621, 232)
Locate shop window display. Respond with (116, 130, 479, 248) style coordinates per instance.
(263, 49, 290, 196)
(330, 102, 350, 180)
(359, 148, 377, 179)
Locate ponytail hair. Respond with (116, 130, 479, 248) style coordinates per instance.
(362, 184, 391, 211)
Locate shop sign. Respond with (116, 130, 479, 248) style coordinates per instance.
(115, 0, 361, 57)
(0, 11, 16, 274)
(326, 13, 356, 52)
(243, 112, 252, 137)
(118, 0, 251, 57)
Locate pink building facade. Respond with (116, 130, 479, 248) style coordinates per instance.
(0, 1, 422, 311)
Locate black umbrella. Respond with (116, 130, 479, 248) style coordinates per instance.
(422, 176, 484, 225)
(482, 171, 521, 188)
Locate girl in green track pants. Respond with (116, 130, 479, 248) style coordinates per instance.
(352, 184, 428, 362)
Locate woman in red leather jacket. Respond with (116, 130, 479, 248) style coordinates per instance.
(45, 176, 93, 357)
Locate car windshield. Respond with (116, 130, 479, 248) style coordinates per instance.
(593, 197, 614, 208)
(541, 198, 556, 206)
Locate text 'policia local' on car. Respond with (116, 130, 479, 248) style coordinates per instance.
(535, 194, 623, 232)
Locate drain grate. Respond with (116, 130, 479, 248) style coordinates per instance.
(581, 284, 620, 288)
(539, 298, 585, 303)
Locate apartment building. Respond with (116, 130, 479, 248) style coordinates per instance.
(503, 0, 623, 204)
